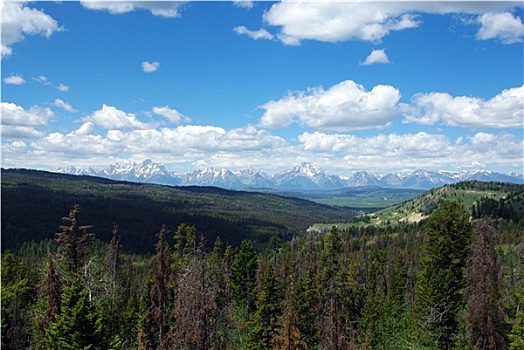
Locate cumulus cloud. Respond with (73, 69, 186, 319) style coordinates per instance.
(259, 80, 401, 131)
(403, 86, 524, 128)
(80, 1, 184, 18)
(12, 121, 288, 170)
(142, 61, 160, 73)
(234, 26, 274, 40)
(297, 131, 523, 172)
(362, 49, 390, 65)
(477, 12, 524, 44)
(1, 2, 62, 59)
(54, 99, 77, 113)
(299, 131, 452, 158)
(262, 2, 420, 45)
(3, 74, 26, 85)
(1, 102, 54, 139)
(253, 2, 520, 45)
(74, 122, 97, 136)
(81, 104, 152, 130)
(152, 106, 191, 124)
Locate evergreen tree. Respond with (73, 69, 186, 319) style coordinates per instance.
(274, 278, 308, 350)
(416, 201, 472, 349)
(294, 267, 320, 348)
(509, 254, 524, 350)
(248, 263, 283, 350)
(105, 226, 122, 337)
(45, 277, 102, 350)
(231, 240, 258, 310)
(318, 226, 351, 350)
(509, 289, 524, 350)
(1, 251, 36, 350)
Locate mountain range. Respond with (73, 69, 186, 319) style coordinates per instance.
(55, 159, 523, 191)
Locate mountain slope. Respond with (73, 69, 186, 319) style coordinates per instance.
(1, 169, 351, 254)
(55, 159, 523, 191)
(371, 181, 524, 224)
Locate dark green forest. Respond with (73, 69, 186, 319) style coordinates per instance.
(2, 172, 524, 349)
(1, 169, 351, 253)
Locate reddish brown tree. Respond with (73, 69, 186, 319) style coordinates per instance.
(35, 251, 61, 349)
(55, 204, 94, 275)
(466, 218, 507, 349)
(138, 226, 173, 350)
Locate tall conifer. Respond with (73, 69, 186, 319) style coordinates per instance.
(416, 201, 472, 349)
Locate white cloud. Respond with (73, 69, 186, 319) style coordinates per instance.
(74, 122, 97, 136)
(403, 86, 524, 128)
(361, 49, 390, 65)
(80, 1, 184, 18)
(32, 75, 69, 91)
(3, 74, 26, 85)
(81, 104, 152, 130)
(233, 1, 254, 10)
(299, 131, 452, 158)
(262, 2, 420, 45)
(1, 102, 54, 139)
(152, 106, 191, 124)
(469, 132, 522, 158)
(142, 61, 160, 73)
(297, 131, 523, 172)
(10, 122, 288, 170)
(33, 75, 51, 85)
(256, 2, 520, 45)
(234, 26, 274, 40)
(259, 80, 401, 131)
(1, 2, 62, 59)
(54, 99, 77, 113)
(477, 12, 524, 44)
(57, 83, 69, 92)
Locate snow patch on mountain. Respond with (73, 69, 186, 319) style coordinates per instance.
(55, 160, 524, 191)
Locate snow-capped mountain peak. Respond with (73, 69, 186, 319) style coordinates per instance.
(294, 162, 323, 177)
(54, 160, 523, 191)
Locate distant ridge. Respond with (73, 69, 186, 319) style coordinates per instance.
(54, 159, 523, 191)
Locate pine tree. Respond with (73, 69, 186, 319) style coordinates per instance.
(509, 254, 524, 350)
(35, 251, 62, 350)
(274, 277, 308, 350)
(170, 237, 221, 350)
(45, 277, 102, 350)
(138, 226, 173, 350)
(294, 267, 320, 348)
(416, 201, 472, 349)
(55, 204, 95, 275)
(231, 240, 258, 310)
(1, 251, 36, 350)
(466, 218, 507, 349)
(248, 263, 283, 350)
(318, 226, 350, 350)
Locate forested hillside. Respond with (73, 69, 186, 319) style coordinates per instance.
(370, 181, 524, 225)
(2, 174, 524, 349)
(1, 169, 351, 253)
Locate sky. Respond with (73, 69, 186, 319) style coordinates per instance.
(1, 0, 523, 176)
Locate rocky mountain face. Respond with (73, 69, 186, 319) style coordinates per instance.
(55, 159, 523, 191)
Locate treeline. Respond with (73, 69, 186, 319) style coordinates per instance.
(2, 202, 524, 349)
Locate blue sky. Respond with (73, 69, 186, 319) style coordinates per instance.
(2, 1, 523, 176)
